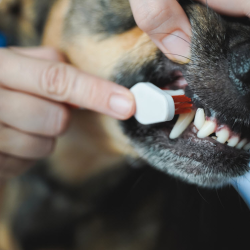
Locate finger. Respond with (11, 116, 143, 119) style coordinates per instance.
(0, 124, 55, 159)
(198, 0, 250, 17)
(0, 49, 135, 120)
(0, 153, 35, 179)
(129, 0, 191, 63)
(9, 46, 66, 62)
(0, 88, 70, 136)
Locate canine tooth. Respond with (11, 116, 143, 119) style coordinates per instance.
(216, 129, 230, 144)
(197, 121, 216, 138)
(236, 139, 248, 149)
(194, 108, 205, 130)
(243, 142, 250, 151)
(227, 136, 240, 147)
(169, 111, 195, 139)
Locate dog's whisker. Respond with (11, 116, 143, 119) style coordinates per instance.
(163, 53, 192, 62)
(153, 32, 192, 45)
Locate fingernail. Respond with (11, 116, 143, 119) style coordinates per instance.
(109, 94, 134, 118)
(162, 30, 191, 63)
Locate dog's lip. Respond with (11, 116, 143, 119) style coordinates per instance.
(160, 120, 249, 156)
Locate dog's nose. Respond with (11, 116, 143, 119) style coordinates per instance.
(230, 42, 250, 93)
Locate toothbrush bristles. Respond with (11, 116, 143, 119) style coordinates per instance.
(172, 95, 191, 102)
(175, 108, 192, 115)
(174, 103, 193, 109)
(173, 94, 192, 115)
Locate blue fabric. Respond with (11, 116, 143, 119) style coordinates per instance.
(0, 32, 7, 47)
(231, 168, 250, 209)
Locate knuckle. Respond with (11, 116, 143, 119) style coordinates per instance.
(134, 8, 153, 31)
(135, 3, 171, 33)
(85, 81, 100, 108)
(40, 63, 71, 100)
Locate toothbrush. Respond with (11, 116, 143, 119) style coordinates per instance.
(130, 82, 192, 125)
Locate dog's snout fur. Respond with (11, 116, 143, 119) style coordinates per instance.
(229, 42, 250, 95)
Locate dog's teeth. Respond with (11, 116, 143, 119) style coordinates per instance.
(243, 142, 250, 151)
(227, 136, 240, 147)
(197, 120, 216, 138)
(216, 129, 229, 144)
(169, 111, 195, 139)
(194, 108, 205, 130)
(236, 139, 248, 149)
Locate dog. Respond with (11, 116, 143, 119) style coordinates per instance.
(0, 0, 250, 249)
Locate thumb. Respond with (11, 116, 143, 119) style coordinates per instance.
(129, 0, 191, 63)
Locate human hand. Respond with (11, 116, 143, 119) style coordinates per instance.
(129, 0, 192, 63)
(198, 0, 250, 16)
(0, 47, 135, 181)
(129, 0, 250, 64)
